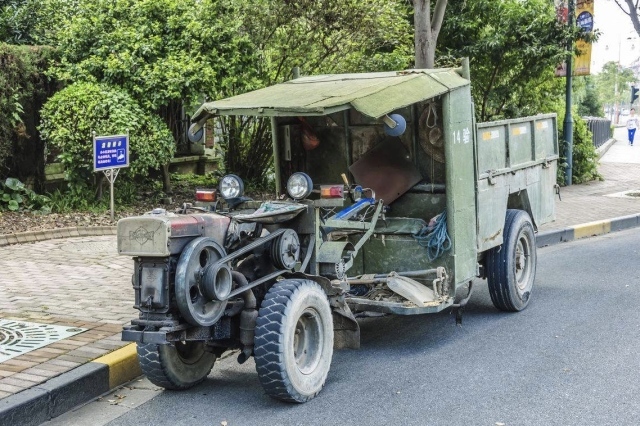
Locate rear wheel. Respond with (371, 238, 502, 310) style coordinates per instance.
(486, 209, 537, 312)
(137, 341, 216, 390)
(254, 279, 334, 403)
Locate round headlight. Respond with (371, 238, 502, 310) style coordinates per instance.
(219, 174, 244, 199)
(287, 172, 313, 200)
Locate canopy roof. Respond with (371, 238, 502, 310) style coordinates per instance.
(192, 68, 469, 121)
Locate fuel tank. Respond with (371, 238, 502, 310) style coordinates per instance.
(117, 212, 230, 257)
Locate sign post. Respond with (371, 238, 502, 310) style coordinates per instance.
(93, 131, 130, 221)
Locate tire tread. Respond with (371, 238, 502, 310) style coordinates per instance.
(254, 279, 330, 403)
(486, 209, 536, 312)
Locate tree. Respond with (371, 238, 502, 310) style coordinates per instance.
(575, 76, 603, 117)
(596, 61, 636, 112)
(219, 0, 413, 186)
(412, 0, 448, 68)
(0, 0, 39, 44)
(44, 0, 256, 146)
(437, 0, 570, 121)
(613, 0, 640, 36)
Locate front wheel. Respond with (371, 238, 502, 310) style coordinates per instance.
(137, 341, 216, 390)
(254, 279, 334, 403)
(486, 209, 537, 312)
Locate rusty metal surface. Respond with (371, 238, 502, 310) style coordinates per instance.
(349, 139, 422, 205)
(117, 213, 230, 257)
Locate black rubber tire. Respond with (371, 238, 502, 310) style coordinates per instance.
(254, 279, 334, 403)
(137, 342, 216, 390)
(486, 209, 537, 312)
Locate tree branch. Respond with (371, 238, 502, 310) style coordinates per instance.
(431, 0, 448, 40)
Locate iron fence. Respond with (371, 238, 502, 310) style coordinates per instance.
(583, 117, 612, 149)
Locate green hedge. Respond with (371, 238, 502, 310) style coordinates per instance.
(39, 82, 176, 186)
(557, 111, 601, 185)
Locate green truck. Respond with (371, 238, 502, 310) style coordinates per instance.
(117, 61, 558, 403)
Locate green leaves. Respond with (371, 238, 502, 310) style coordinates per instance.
(0, 44, 56, 174)
(596, 61, 635, 107)
(221, 0, 413, 185)
(45, 0, 253, 111)
(0, 177, 50, 212)
(438, 0, 570, 122)
(39, 82, 175, 186)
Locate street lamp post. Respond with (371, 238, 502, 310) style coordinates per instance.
(608, 34, 637, 124)
(564, 0, 574, 186)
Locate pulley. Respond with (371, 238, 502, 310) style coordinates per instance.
(175, 237, 228, 327)
(270, 229, 300, 270)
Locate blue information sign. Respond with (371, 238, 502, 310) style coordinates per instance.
(93, 134, 129, 171)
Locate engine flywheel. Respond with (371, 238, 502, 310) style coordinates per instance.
(175, 237, 228, 327)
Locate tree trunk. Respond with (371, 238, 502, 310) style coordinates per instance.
(615, 1, 640, 37)
(162, 163, 172, 194)
(413, 0, 448, 69)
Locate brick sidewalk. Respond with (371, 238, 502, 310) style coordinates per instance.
(0, 236, 134, 399)
(539, 127, 640, 232)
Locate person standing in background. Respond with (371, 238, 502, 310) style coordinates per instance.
(627, 108, 639, 146)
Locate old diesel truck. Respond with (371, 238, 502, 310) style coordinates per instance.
(117, 63, 558, 403)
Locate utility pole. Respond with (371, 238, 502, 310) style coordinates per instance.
(615, 35, 622, 125)
(564, 0, 574, 186)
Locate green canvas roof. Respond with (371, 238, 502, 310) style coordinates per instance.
(192, 68, 469, 121)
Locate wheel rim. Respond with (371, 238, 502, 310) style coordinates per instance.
(514, 230, 532, 291)
(174, 341, 207, 365)
(293, 307, 323, 375)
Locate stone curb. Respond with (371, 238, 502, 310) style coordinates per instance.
(0, 226, 117, 247)
(0, 344, 141, 426)
(537, 213, 640, 248)
(596, 138, 616, 159)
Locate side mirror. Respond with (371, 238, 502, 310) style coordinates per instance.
(187, 123, 204, 143)
(382, 114, 406, 137)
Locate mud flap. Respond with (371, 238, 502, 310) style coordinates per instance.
(330, 300, 361, 350)
(285, 271, 360, 349)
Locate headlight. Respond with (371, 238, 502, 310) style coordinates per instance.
(219, 174, 244, 199)
(287, 172, 313, 200)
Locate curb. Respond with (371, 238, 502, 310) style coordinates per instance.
(596, 138, 616, 159)
(0, 344, 141, 426)
(0, 226, 117, 247)
(537, 213, 640, 248)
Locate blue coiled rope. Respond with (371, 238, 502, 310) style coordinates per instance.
(412, 210, 451, 261)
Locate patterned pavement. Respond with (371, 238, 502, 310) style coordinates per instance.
(0, 236, 134, 399)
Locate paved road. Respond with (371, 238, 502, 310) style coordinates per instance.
(48, 227, 640, 426)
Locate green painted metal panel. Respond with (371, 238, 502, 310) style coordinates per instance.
(474, 113, 558, 240)
(533, 116, 557, 159)
(476, 125, 507, 172)
(360, 235, 450, 274)
(539, 162, 557, 224)
(388, 193, 447, 223)
(476, 177, 508, 251)
(508, 122, 534, 166)
(351, 76, 450, 118)
(443, 88, 477, 285)
(192, 70, 469, 121)
(476, 114, 558, 175)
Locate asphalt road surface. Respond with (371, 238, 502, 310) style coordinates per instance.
(46, 228, 640, 426)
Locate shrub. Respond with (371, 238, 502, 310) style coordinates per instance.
(39, 82, 175, 189)
(0, 177, 50, 212)
(557, 111, 601, 185)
